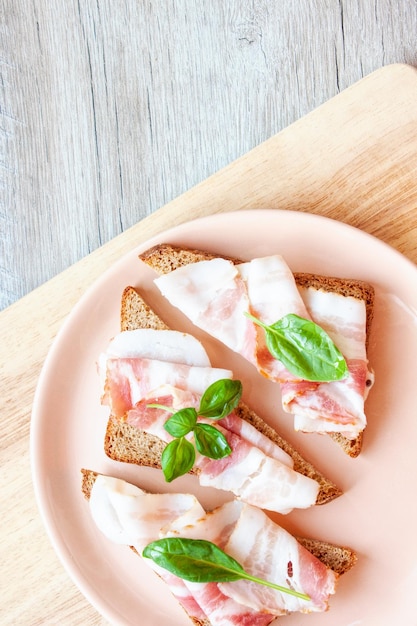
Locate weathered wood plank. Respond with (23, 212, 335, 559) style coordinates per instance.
(2, 1, 417, 309)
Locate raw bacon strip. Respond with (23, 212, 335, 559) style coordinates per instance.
(163, 499, 243, 544)
(127, 385, 294, 468)
(219, 503, 337, 615)
(102, 357, 232, 417)
(196, 422, 318, 513)
(126, 386, 294, 468)
(289, 286, 371, 438)
(154, 258, 258, 363)
(97, 328, 212, 391)
(238, 256, 311, 382)
(299, 287, 367, 360)
(162, 502, 276, 626)
(89, 475, 209, 623)
(126, 386, 200, 439)
(155, 255, 308, 382)
(218, 412, 293, 467)
(166, 501, 330, 623)
(99, 328, 232, 418)
(152, 569, 209, 622)
(89, 475, 205, 546)
(104, 328, 212, 365)
(176, 581, 276, 626)
(286, 362, 367, 434)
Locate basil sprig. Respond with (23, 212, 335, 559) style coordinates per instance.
(246, 312, 348, 382)
(148, 379, 242, 482)
(161, 438, 196, 483)
(143, 537, 310, 601)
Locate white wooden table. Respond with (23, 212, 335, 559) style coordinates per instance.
(2, 3, 417, 625)
(2, 1, 417, 310)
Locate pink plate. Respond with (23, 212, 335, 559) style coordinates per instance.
(31, 209, 417, 625)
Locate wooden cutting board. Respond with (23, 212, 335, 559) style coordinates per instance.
(2, 62, 417, 624)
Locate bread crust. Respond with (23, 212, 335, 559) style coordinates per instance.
(139, 243, 374, 457)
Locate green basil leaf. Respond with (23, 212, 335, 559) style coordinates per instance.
(247, 312, 348, 382)
(198, 379, 243, 420)
(143, 537, 244, 582)
(266, 314, 348, 381)
(164, 408, 198, 437)
(194, 423, 232, 459)
(161, 438, 195, 482)
(142, 538, 310, 601)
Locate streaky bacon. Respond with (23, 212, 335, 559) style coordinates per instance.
(218, 412, 293, 467)
(219, 503, 337, 615)
(102, 357, 232, 417)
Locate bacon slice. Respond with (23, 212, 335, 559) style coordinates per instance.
(218, 412, 293, 467)
(219, 503, 337, 615)
(154, 258, 258, 362)
(102, 357, 232, 417)
(238, 256, 311, 382)
(289, 286, 372, 438)
(103, 328, 212, 365)
(89, 475, 209, 623)
(195, 421, 317, 513)
(100, 328, 232, 417)
(127, 387, 293, 467)
(154, 256, 372, 438)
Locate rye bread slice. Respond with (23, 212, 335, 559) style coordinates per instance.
(104, 286, 342, 505)
(120, 285, 169, 332)
(139, 243, 374, 457)
(81, 468, 357, 578)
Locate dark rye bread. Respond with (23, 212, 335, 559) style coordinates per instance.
(120, 285, 169, 332)
(139, 243, 375, 458)
(104, 286, 342, 505)
(81, 468, 357, 578)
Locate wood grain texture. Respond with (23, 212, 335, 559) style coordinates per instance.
(2, 0, 417, 310)
(1, 62, 417, 625)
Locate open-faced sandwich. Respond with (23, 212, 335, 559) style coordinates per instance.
(82, 469, 356, 625)
(139, 244, 375, 458)
(100, 286, 343, 513)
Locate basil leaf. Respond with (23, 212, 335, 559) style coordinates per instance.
(143, 538, 310, 601)
(194, 423, 232, 459)
(143, 537, 244, 582)
(247, 312, 348, 382)
(164, 408, 198, 437)
(161, 438, 195, 482)
(198, 379, 243, 419)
